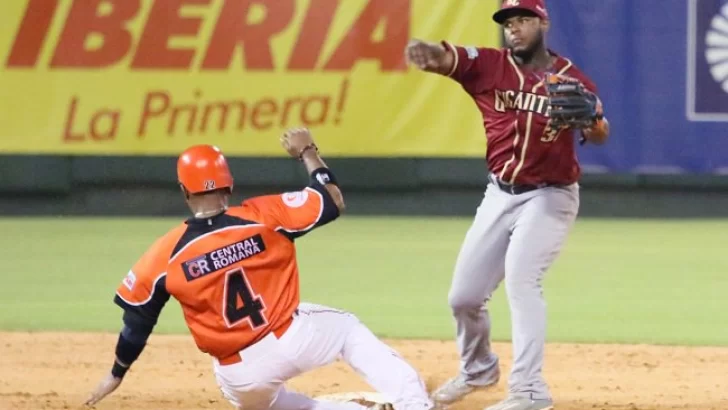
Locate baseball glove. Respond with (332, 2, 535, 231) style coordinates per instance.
(546, 74, 603, 130)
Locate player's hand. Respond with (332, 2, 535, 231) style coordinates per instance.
(84, 373, 123, 407)
(280, 127, 317, 159)
(405, 39, 447, 71)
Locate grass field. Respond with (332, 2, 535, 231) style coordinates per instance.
(2, 216, 726, 346)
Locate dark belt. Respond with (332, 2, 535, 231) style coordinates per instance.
(489, 174, 560, 195)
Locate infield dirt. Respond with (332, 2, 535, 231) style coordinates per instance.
(1, 332, 726, 410)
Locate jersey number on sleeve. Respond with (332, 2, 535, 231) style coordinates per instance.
(223, 268, 267, 329)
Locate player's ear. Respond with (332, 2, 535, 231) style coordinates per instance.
(541, 18, 550, 33)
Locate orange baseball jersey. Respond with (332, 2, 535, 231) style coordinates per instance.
(114, 185, 339, 361)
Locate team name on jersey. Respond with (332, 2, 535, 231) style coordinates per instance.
(494, 90, 550, 116)
(182, 234, 266, 281)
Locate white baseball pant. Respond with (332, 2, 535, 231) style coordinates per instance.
(213, 303, 434, 410)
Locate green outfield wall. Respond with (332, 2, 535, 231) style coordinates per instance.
(2, 155, 728, 218)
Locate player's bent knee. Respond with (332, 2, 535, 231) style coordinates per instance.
(240, 388, 278, 409)
(448, 293, 485, 314)
(218, 388, 242, 409)
(218, 382, 278, 409)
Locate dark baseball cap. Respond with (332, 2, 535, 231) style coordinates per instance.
(493, 0, 549, 24)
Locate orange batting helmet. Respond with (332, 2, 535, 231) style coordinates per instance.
(177, 144, 233, 194)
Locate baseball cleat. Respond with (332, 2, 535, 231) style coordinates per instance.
(430, 368, 500, 405)
(484, 396, 553, 410)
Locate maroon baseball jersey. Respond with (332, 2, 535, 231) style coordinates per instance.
(442, 42, 598, 186)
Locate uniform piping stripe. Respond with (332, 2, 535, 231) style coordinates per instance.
(507, 58, 574, 184)
(169, 224, 264, 262)
(500, 120, 521, 180)
(115, 272, 167, 307)
(500, 52, 526, 180)
(510, 110, 537, 184)
(508, 52, 526, 88)
(443, 41, 459, 77)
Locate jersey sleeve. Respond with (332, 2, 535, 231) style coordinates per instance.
(242, 183, 339, 240)
(442, 41, 502, 94)
(114, 236, 172, 326)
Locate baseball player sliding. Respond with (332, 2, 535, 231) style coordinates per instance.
(406, 1, 609, 410)
(84, 129, 435, 410)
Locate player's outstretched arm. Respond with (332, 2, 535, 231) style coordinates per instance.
(280, 128, 345, 213)
(404, 39, 455, 75)
(84, 311, 155, 407)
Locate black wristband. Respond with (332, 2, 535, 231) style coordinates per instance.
(111, 360, 130, 378)
(310, 167, 338, 186)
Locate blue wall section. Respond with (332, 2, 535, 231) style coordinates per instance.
(547, 0, 728, 174)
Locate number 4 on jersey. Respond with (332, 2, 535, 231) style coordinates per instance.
(223, 268, 267, 329)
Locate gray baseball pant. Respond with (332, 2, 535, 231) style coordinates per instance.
(447, 176, 579, 400)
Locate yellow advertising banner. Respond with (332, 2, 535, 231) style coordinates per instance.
(0, 0, 500, 157)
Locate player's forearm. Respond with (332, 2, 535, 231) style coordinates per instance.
(426, 43, 456, 76)
(300, 147, 327, 174)
(111, 329, 147, 378)
(300, 150, 345, 213)
(110, 312, 154, 378)
(406, 40, 455, 76)
(583, 117, 609, 145)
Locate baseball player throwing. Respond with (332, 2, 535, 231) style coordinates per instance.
(84, 129, 434, 410)
(405, 1, 609, 409)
